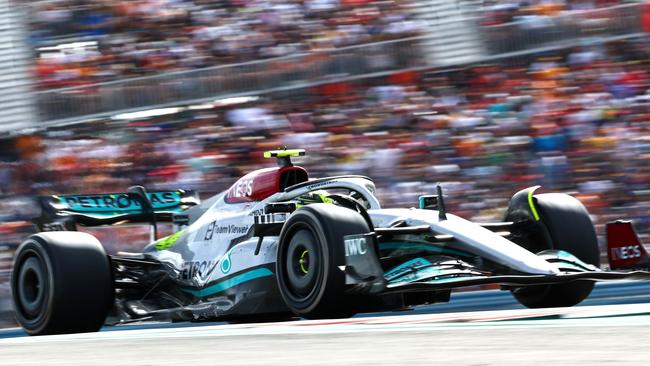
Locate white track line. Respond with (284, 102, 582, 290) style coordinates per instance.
(3, 303, 650, 344)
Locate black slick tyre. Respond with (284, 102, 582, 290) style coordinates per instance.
(276, 203, 369, 319)
(11, 232, 114, 335)
(510, 193, 600, 308)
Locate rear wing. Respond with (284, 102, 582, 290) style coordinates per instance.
(35, 189, 200, 232)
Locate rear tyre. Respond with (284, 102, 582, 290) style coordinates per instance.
(509, 193, 600, 308)
(11, 232, 114, 335)
(276, 204, 370, 319)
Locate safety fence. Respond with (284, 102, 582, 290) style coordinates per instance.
(34, 3, 648, 124)
(481, 3, 644, 55)
(36, 38, 425, 122)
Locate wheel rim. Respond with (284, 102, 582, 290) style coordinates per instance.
(284, 229, 321, 299)
(17, 254, 48, 320)
(299, 250, 310, 274)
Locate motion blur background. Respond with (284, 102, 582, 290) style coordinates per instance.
(1, 0, 650, 327)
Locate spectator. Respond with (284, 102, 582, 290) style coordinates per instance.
(27, 0, 421, 89)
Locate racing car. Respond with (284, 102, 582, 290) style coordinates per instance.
(11, 149, 650, 335)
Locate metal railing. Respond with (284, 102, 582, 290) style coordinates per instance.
(480, 3, 643, 55)
(36, 38, 426, 122)
(33, 3, 647, 124)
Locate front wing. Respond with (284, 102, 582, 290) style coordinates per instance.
(342, 233, 650, 294)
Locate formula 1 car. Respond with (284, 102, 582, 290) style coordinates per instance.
(11, 149, 650, 335)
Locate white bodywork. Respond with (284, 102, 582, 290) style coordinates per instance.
(146, 176, 558, 289)
(369, 209, 558, 275)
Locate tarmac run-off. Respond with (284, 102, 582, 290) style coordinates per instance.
(2, 303, 650, 365)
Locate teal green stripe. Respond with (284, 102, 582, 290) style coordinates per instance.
(385, 257, 432, 281)
(379, 242, 472, 258)
(181, 268, 274, 298)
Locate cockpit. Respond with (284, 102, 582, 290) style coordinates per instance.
(224, 149, 379, 209)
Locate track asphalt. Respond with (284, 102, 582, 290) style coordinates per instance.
(1, 281, 650, 365)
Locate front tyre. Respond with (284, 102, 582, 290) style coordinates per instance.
(508, 193, 600, 308)
(276, 204, 370, 319)
(11, 232, 114, 335)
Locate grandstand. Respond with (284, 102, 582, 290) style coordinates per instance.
(3, 0, 639, 125)
(0, 2, 37, 132)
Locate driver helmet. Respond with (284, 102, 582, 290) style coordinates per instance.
(295, 190, 333, 206)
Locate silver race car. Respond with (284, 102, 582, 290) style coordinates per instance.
(11, 149, 650, 335)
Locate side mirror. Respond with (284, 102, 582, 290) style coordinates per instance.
(418, 195, 438, 210)
(418, 185, 447, 220)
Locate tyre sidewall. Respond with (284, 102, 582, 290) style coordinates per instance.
(276, 204, 369, 317)
(11, 232, 114, 335)
(511, 193, 599, 308)
(534, 193, 600, 266)
(11, 240, 56, 335)
(277, 208, 333, 314)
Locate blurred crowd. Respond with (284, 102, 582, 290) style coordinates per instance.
(5, 36, 650, 238)
(479, 0, 638, 25)
(27, 0, 643, 91)
(3, 36, 650, 324)
(29, 0, 422, 89)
